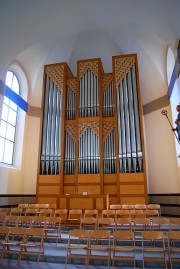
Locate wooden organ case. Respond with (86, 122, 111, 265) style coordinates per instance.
(36, 54, 147, 208)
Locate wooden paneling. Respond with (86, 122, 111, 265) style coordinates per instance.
(64, 175, 76, 184)
(104, 185, 117, 194)
(38, 175, 59, 184)
(37, 196, 57, 204)
(120, 196, 146, 204)
(78, 174, 100, 183)
(70, 198, 93, 209)
(38, 186, 59, 195)
(119, 173, 144, 182)
(120, 185, 145, 195)
(77, 186, 100, 195)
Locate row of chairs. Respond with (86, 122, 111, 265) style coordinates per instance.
(66, 229, 180, 269)
(0, 226, 44, 266)
(1, 214, 180, 232)
(81, 216, 180, 231)
(0, 215, 61, 244)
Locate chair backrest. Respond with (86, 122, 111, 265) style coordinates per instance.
(168, 230, 180, 240)
(89, 229, 110, 240)
(116, 209, 130, 218)
(55, 209, 68, 218)
(38, 204, 49, 209)
(129, 209, 144, 219)
(0, 208, 10, 216)
(84, 209, 98, 217)
(4, 215, 18, 226)
(134, 204, 147, 210)
(25, 208, 38, 216)
(80, 217, 97, 229)
(25, 227, 44, 240)
(0, 226, 9, 241)
(122, 204, 135, 210)
(32, 216, 46, 227)
(170, 217, 180, 230)
(45, 216, 61, 226)
(28, 204, 39, 209)
(10, 208, 22, 216)
(141, 230, 164, 240)
(68, 209, 82, 219)
(18, 204, 29, 209)
(69, 229, 89, 239)
(114, 230, 135, 240)
(18, 216, 32, 227)
(110, 204, 122, 210)
(39, 208, 53, 216)
(102, 209, 116, 218)
(115, 217, 132, 230)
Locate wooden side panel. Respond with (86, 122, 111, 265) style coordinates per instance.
(120, 185, 145, 195)
(38, 186, 59, 195)
(37, 196, 58, 204)
(120, 196, 146, 204)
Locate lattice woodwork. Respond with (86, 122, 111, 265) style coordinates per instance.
(65, 124, 77, 142)
(79, 61, 99, 79)
(103, 122, 115, 142)
(114, 57, 135, 88)
(102, 74, 113, 92)
(46, 65, 64, 91)
(78, 122, 99, 139)
(67, 79, 77, 94)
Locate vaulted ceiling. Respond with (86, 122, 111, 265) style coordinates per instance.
(0, 0, 179, 106)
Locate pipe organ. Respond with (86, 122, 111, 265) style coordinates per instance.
(37, 54, 147, 207)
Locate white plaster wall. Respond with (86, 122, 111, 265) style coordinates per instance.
(144, 106, 180, 194)
(22, 115, 40, 194)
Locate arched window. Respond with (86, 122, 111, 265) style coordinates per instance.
(0, 71, 20, 165)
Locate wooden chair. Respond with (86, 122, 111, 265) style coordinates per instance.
(4, 215, 18, 227)
(84, 209, 98, 218)
(102, 209, 116, 219)
(152, 217, 170, 231)
(10, 208, 23, 216)
(0, 226, 9, 261)
(0, 216, 6, 226)
(168, 231, 180, 269)
(147, 204, 161, 216)
(133, 217, 151, 231)
(25, 208, 38, 216)
(116, 209, 130, 218)
(87, 230, 111, 268)
(141, 231, 167, 269)
(144, 209, 159, 219)
(45, 216, 61, 244)
(129, 209, 145, 219)
(38, 208, 53, 217)
(38, 203, 49, 209)
(18, 227, 45, 266)
(110, 204, 122, 211)
(1, 226, 26, 263)
(54, 209, 68, 229)
(17, 216, 32, 228)
(115, 217, 132, 230)
(31, 216, 46, 228)
(48, 203, 57, 214)
(0, 208, 10, 216)
(170, 218, 180, 230)
(80, 217, 97, 230)
(112, 230, 136, 268)
(67, 209, 82, 229)
(65, 229, 89, 269)
(97, 217, 114, 231)
(122, 204, 135, 210)
(134, 204, 147, 211)
(28, 204, 39, 210)
(18, 204, 29, 215)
